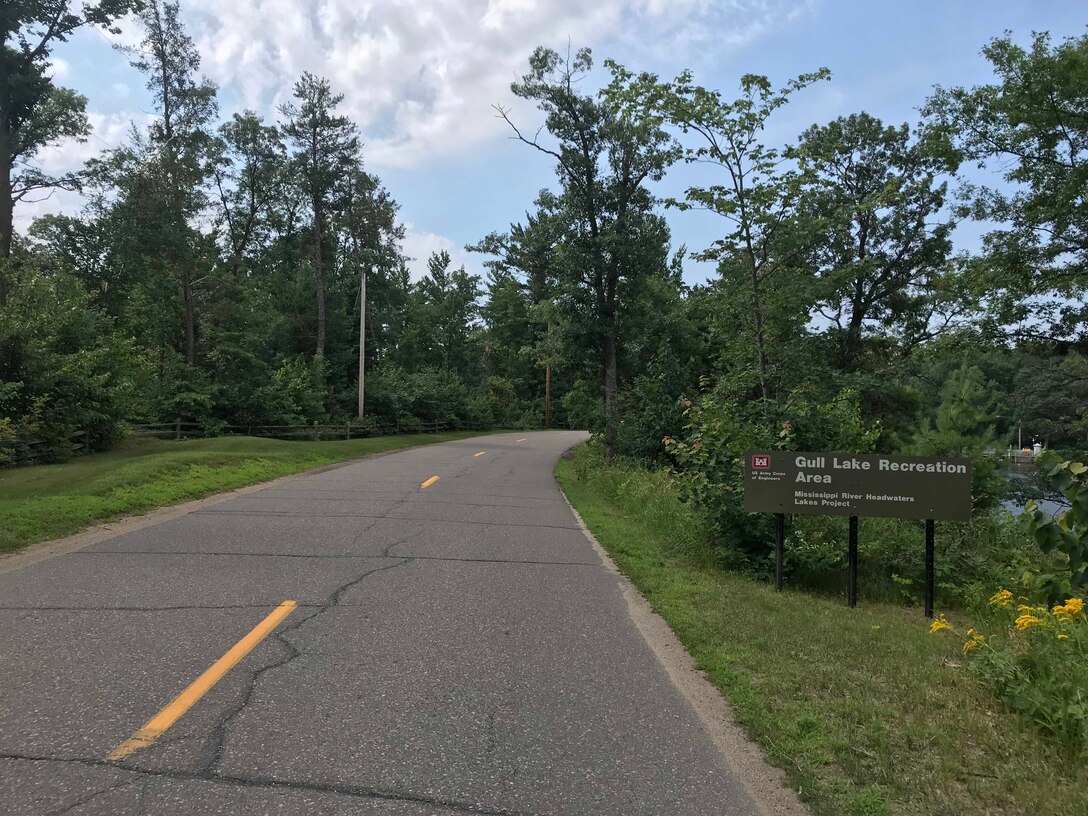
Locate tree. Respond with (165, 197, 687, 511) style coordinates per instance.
(926, 32, 1088, 345)
(279, 73, 360, 362)
(908, 363, 1006, 510)
(606, 65, 829, 425)
(499, 47, 676, 456)
(120, 0, 218, 365)
(792, 113, 964, 370)
(411, 250, 481, 378)
(0, 0, 141, 301)
(211, 110, 286, 275)
(471, 202, 563, 407)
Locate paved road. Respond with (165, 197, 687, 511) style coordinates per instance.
(1, 432, 767, 815)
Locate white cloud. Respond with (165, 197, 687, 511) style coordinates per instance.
(400, 224, 479, 282)
(32, 111, 142, 176)
(180, 0, 810, 170)
(47, 57, 70, 79)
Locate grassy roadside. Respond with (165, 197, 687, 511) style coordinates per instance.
(556, 446, 1087, 816)
(0, 432, 482, 553)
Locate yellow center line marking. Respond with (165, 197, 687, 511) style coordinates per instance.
(473, 451, 487, 457)
(107, 600, 297, 762)
(421, 475, 440, 488)
(516, 438, 527, 442)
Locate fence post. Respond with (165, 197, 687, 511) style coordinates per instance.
(175, 417, 182, 441)
(312, 421, 319, 441)
(346, 423, 351, 440)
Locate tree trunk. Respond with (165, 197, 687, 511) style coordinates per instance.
(750, 268, 771, 424)
(312, 207, 326, 358)
(603, 328, 619, 460)
(0, 126, 13, 305)
(842, 287, 866, 371)
(182, 264, 195, 365)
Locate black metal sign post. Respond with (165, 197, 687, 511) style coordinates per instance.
(774, 513, 784, 591)
(848, 516, 858, 608)
(743, 451, 971, 616)
(925, 519, 935, 619)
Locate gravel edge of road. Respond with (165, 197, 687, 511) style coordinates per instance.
(0, 437, 478, 577)
(557, 477, 812, 816)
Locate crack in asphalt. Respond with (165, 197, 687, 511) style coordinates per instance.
(71, 550, 399, 560)
(190, 478, 431, 778)
(189, 511, 581, 530)
(48, 552, 600, 567)
(0, 753, 531, 816)
(4, 445, 573, 816)
(42, 778, 137, 816)
(194, 554, 414, 777)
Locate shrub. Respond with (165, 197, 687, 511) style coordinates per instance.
(0, 267, 146, 459)
(666, 385, 878, 571)
(1021, 453, 1088, 602)
(934, 591, 1088, 757)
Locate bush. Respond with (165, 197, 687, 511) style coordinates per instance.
(571, 440, 715, 566)
(366, 364, 492, 425)
(0, 266, 146, 459)
(666, 385, 878, 571)
(1022, 453, 1088, 602)
(934, 592, 1088, 757)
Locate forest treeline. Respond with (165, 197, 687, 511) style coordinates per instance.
(2, 3, 1086, 486)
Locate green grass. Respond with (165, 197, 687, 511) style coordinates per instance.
(556, 446, 1088, 816)
(0, 432, 482, 553)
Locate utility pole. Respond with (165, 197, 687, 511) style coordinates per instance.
(357, 263, 366, 420)
(545, 364, 551, 428)
(544, 319, 551, 428)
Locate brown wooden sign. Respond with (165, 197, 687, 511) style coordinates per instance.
(744, 451, 972, 521)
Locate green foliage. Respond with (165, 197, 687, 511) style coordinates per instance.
(925, 31, 1088, 342)
(0, 263, 145, 458)
(908, 363, 1007, 510)
(666, 386, 878, 568)
(1022, 453, 1088, 600)
(365, 364, 491, 425)
(503, 46, 679, 455)
(786, 512, 1033, 607)
(790, 113, 962, 369)
(942, 593, 1088, 758)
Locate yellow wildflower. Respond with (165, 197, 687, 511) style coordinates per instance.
(1016, 603, 1043, 614)
(1051, 598, 1083, 622)
(963, 629, 986, 653)
(1057, 634, 1069, 641)
(989, 589, 1013, 607)
(1015, 614, 1043, 631)
(930, 614, 951, 634)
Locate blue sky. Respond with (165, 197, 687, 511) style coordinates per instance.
(23, 1, 1088, 285)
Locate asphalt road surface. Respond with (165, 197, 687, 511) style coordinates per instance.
(1, 432, 774, 815)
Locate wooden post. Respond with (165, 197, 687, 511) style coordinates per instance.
(175, 417, 181, 441)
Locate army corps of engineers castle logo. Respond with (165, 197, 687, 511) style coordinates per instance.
(752, 454, 771, 470)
